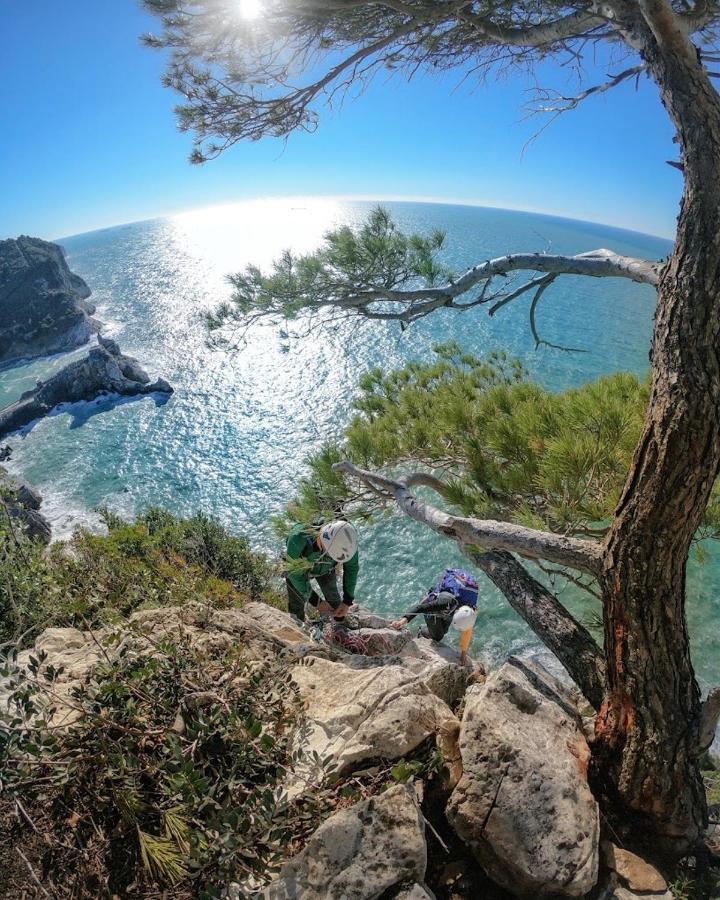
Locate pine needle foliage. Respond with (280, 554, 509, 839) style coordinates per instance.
(282, 344, 720, 543)
(205, 206, 451, 342)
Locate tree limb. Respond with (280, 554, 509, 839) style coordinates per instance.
(333, 460, 603, 574)
(469, 548, 606, 709)
(334, 460, 606, 706)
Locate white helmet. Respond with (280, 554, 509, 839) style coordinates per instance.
(451, 606, 477, 632)
(319, 520, 358, 563)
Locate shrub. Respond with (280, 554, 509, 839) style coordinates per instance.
(0, 508, 282, 647)
(0, 633, 330, 897)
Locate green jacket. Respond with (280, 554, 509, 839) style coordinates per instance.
(285, 523, 359, 604)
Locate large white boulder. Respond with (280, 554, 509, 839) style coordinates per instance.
(261, 784, 427, 899)
(400, 635, 477, 707)
(289, 655, 460, 793)
(447, 657, 599, 898)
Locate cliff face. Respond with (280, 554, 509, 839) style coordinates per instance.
(0, 236, 99, 364)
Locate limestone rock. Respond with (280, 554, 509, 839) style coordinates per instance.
(352, 626, 412, 655)
(0, 341, 173, 439)
(262, 784, 426, 899)
(98, 334, 151, 384)
(603, 879, 672, 900)
(400, 636, 475, 707)
(447, 657, 599, 898)
(612, 888, 672, 900)
(0, 626, 105, 728)
(351, 604, 393, 630)
(395, 885, 436, 900)
(289, 655, 459, 792)
(0, 235, 99, 364)
(238, 601, 310, 647)
(606, 845, 668, 893)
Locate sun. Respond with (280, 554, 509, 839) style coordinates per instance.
(238, 0, 263, 19)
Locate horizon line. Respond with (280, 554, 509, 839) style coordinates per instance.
(54, 193, 676, 244)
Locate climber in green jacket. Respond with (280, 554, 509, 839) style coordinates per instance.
(285, 520, 359, 622)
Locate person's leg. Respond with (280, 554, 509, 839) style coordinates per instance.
(424, 613, 451, 642)
(285, 578, 307, 621)
(314, 571, 342, 612)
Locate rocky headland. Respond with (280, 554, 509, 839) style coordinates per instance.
(0, 236, 99, 365)
(0, 334, 173, 441)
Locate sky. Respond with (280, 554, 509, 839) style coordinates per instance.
(0, 1, 683, 240)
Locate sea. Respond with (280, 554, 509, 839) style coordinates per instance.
(1, 198, 718, 691)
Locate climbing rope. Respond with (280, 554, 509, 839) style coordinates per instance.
(315, 617, 394, 657)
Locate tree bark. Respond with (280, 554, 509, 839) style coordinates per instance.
(590, 0, 720, 855)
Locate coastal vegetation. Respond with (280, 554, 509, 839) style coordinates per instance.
(0, 512, 452, 898)
(143, 0, 720, 858)
(0, 507, 277, 648)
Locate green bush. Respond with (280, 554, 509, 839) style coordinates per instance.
(0, 508, 281, 647)
(1, 634, 330, 897)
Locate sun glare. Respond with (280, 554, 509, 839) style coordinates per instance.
(238, 0, 262, 19)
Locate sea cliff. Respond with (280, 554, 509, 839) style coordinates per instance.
(0, 236, 99, 364)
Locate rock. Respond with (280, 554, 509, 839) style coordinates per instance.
(351, 604, 393, 629)
(400, 636, 476, 707)
(0, 235, 99, 364)
(99, 334, 150, 384)
(261, 784, 427, 899)
(353, 626, 413, 655)
(447, 657, 599, 898)
(0, 626, 105, 728)
(596, 869, 673, 900)
(395, 885, 436, 900)
(611, 887, 672, 900)
(236, 601, 312, 648)
(606, 845, 668, 893)
(289, 655, 459, 793)
(0, 465, 51, 543)
(0, 341, 173, 439)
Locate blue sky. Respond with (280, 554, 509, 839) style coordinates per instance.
(1, 1, 682, 240)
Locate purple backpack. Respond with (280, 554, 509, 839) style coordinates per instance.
(436, 568, 479, 608)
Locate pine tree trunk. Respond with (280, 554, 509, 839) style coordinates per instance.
(591, 0, 720, 854)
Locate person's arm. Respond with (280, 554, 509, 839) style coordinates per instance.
(285, 531, 312, 601)
(342, 549, 359, 604)
(391, 593, 435, 628)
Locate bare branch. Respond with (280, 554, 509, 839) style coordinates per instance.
(527, 64, 647, 117)
(333, 460, 603, 574)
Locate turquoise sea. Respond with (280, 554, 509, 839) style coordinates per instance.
(2, 198, 718, 691)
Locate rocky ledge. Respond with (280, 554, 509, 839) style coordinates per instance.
(0, 335, 173, 440)
(0, 236, 99, 365)
(1, 601, 674, 899)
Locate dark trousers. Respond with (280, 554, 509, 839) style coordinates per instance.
(286, 571, 342, 621)
(424, 613, 452, 642)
